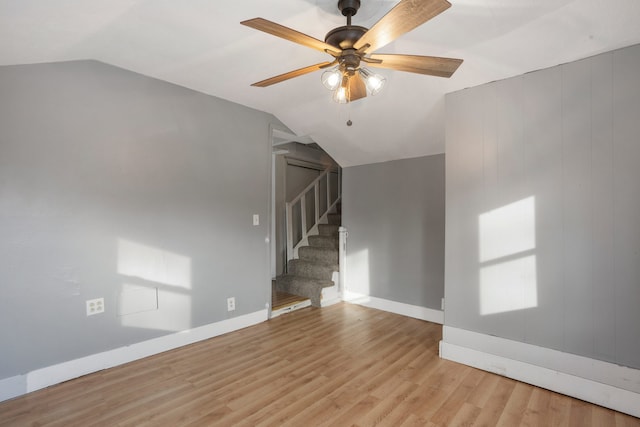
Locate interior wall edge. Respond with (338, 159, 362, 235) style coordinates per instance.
(343, 291, 444, 324)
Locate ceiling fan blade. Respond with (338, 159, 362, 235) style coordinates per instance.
(241, 18, 339, 54)
(354, 0, 451, 53)
(251, 62, 333, 87)
(368, 54, 463, 78)
(347, 73, 367, 102)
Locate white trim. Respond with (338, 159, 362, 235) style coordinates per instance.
(271, 128, 315, 146)
(338, 227, 347, 296)
(0, 309, 268, 403)
(271, 299, 311, 318)
(320, 280, 342, 308)
(440, 326, 640, 418)
(343, 291, 444, 324)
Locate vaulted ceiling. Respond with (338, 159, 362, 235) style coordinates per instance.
(2, 0, 640, 166)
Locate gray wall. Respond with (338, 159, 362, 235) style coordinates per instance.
(0, 60, 276, 379)
(285, 164, 321, 202)
(343, 154, 445, 310)
(445, 44, 640, 369)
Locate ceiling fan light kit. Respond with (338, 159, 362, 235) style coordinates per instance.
(321, 67, 342, 91)
(241, 0, 463, 103)
(322, 65, 386, 100)
(359, 67, 386, 95)
(333, 81, 349, 104)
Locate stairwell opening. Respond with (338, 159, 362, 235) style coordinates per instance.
(271, 137, 342, 318)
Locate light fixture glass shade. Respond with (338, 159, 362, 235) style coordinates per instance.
(332, 86, 348, 104)
(359, 67, 386, 96)
(321, 67, 342, 91)
(332, 74, 350, 103)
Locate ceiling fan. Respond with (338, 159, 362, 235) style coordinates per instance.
(241, 0, 463, 103)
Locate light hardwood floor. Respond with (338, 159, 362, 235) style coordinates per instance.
(271, 287, 309, 311)
(1, 303, 639, 426)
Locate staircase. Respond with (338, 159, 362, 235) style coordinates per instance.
(275, 210, 341, 307)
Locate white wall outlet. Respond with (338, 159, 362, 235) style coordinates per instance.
(86, 298, 105, 316)
(227, 297, 236, 312)
(253, 214, 259, 226)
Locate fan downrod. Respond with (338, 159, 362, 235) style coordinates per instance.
(326, 0, 366, 50)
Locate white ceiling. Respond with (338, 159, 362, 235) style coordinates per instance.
(2, 0, 640, 166)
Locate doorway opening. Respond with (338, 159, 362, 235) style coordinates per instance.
(269, 127, 341, 317)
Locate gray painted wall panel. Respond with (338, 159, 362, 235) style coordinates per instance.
(344, 154, 445, 310)
(476, 84, 518, 339)
(496, 78, 527, 203)
(445, 44, 640, 369)
(522, 66, 564, 350)
(481, 85, 499, 204)
(590, 54, 616, 362)
(612, 45, 640, 368)
(561, 59, 594, 357)
(445, 89, 483, 328)
(0, 60, 276, 378)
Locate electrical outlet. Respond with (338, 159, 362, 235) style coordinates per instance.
(253, 214, 259, 226)
(86, 298, 105, 316)
(227, 297, 236, 312)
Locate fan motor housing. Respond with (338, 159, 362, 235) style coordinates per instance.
(324, 25, 367, 50)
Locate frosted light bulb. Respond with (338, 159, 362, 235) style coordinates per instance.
(321, 68, 342, 91)
(333, 86, 348, 103)
(359, 67, 387, 96)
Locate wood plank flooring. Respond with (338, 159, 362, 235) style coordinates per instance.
(1, 303, 639, 426)
(272, 289, 309, 310)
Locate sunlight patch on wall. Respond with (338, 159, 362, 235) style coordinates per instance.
(479, 196, 535, 262)
(117, 239, 191, 289)
(117, 238, 192, 332)
(478, 197, 538, 316)
(117, 284, 158, 316)
(480, 255, 537, 315)
(119, 290, 192, 332)
(347, 248, 370, 296)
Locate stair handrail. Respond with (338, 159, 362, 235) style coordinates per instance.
(285, 166, 341, 263)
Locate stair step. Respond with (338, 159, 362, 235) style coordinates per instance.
(308, 235, 338, 249)
(288, 259, 338, 281)
(318, 224, 340, 236)
(275, 275, 334, 307)
(298, 246, 338, 264)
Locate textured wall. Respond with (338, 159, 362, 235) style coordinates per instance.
(343, 154, 445, 310)
(0, 60, 276, 378)
(445, 44, 640, 369)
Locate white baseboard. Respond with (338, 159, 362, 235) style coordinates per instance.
(440, 326, 640, 418)
(0, 309, 268, 403)
(343, 291, 444, 324)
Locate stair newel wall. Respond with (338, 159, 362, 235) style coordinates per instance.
(314, 179, 320, 233)
(339, 226, 348, 295)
